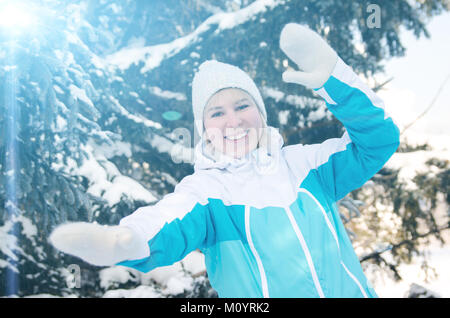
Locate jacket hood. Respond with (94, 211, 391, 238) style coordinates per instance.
(193, 126, 284, 175)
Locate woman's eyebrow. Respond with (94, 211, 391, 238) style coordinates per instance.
(206, 98, 251, 113)
(206, 106, 223, 113)
(234, 98, 250, 105)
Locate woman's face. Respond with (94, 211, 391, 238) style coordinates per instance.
(203, 88, 263, 159)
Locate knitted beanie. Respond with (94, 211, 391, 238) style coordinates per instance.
(192, 60, 267, 137)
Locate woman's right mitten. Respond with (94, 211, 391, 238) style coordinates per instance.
(49, 222, 149, 266)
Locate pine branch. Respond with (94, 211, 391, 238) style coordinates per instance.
(372, 77, 394, 92)
(401, 71, 450, 135)
(359, 225, 450, 263)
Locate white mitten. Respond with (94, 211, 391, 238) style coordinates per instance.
(280, 23, 338, 89)
(49, 222, 149, 266)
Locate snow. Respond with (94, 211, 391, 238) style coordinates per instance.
(103, 285, 160, 298)
(215, 0, 281, 31)
(363, 124, 449, 298)
(99, 266, 137, 289)
(105, 0, 284, 72)
(384, 132, 450, 191)
(54, 49, 76, 67)
(23, 293, 75, 298)
(285, 94, 308, 108)
(98, 251, 206, 297)
(55, 115, 67, 131)
(307, 104, 328, 122)
(108, 3, 120, 14)
(407, 283, 441, 298)
(53, 85, 64, 95)
(363, 129, 450, 297)
(92, 139, 132, 159)
(90, 55, 107, 70)
(104, 175, 156, 205)
(261, 86, 330, 123)
(190, 51, 200, 59)
(386, 150, 449, 189)
(75, 143, 158, 206)
(16, 215, 38, 239)
(105, 37, 193, 72)
(108, 95, 162, 129)
(3, 65, 17, 72)
(51, 141, 157, 207)
(181, 250, 206, 276)
(0, 221, 20, 266)
(136, 99, 146, 105)
(278, 110, 289, 125)
(165, 272, 194, 295)
(369, 238, 450, 298)
(400, 130, 449, 152)
(261, 86, 312, 109)
(0, 215, 37, 272)
(148, 86, 187, 101)
(149, 134, 195, 164)
(69, 84, 94, 108)
(262, 86, 285, 102)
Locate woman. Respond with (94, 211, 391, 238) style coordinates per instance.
(50, 23, 400, 297)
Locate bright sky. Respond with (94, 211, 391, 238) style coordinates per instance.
(376, 11, 450, 151)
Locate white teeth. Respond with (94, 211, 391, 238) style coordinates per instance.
(225, 130, 248, 141)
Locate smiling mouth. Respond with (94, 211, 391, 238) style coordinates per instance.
(224, 130, 249, 141)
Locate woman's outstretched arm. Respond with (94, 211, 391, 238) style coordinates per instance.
(50, 174, 215, 272)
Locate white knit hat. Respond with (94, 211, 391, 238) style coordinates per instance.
(192, 60, 267, 137)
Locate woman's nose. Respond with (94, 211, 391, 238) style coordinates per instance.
(225, 111, 243, 128)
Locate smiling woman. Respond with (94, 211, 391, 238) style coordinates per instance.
(191, 60, 269, 163)
(203, 88, 264, 159)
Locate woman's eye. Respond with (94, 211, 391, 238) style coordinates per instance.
(236, 104, 249, 111)
(211, 111, 224, 118)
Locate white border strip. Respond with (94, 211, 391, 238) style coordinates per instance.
(315, 87, 337, 105)
(285, 206, 325, 298)
(245, 205, 269, 298)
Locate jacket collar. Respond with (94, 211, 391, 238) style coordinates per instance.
(193, 126, 284, 175)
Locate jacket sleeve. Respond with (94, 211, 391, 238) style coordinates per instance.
(116, 174, 215, 273)
(291, 57, 400, 202)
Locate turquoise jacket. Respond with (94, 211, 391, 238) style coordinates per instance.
(118, 58, 400, 298)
